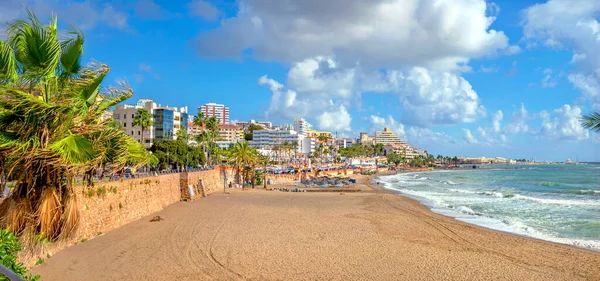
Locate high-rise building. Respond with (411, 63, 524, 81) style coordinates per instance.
(199, 103, 230, 124)
(293, 118, 311, 136)
(374, 127, 406, 145)
(113, 99, 188, 147)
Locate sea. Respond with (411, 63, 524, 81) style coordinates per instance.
(378, 164, 600, 251)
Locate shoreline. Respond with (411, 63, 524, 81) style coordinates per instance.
(32, 170, 600, 280)
(373, 169, 600, 253)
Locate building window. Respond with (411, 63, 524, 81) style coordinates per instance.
(138, 131, 141, 135)
(124, 123, 126, 127)
(131, 131, 133, 135)
(131, 114, 135, 118)
(124, 114, 126, 119)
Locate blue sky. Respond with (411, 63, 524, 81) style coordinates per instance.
(2, 0, 599, 161)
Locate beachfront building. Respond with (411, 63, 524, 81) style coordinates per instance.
(307, 129, 333, 139)
(113, 99, 188, 147)
(249, 128, 305, 152)
(375, 127, 406, 145)
(293, 118, 311, 135)
(301, 137, 316, 154)
(153, 106, 189, 141)
(199, 103, 230, 124)
(218, 124, 244, 142)
(349, 157, 377, 168)
(235, 119, 272, 130)
(384, 143, 420, 161)
(187, 122, 204, 137)
(359, 132, 375, 145)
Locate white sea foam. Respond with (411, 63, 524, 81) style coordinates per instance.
(447, 188, 477, 194)
(481, 191, 505, 198)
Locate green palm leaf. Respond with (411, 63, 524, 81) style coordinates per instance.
(50, 134, 95, 164)
(0, 41, 18, 82)
(8, 10, 61, 81)
(581, 111, 600, 132)
(59, 27, 84, 80)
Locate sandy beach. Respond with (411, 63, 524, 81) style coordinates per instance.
(32, 172, 600, 281)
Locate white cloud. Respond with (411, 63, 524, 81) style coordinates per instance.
(522, 0, 600, 107)
(388, 67, 485, 127)
(367, 115, 460, 148)
(134, 0, 171, 20)
(491, 110, 503, 133)
(133, 74, 144, 82)
(505, 103, 529, 134)
(480, 65, 498, 73)
(368, 115, 406, 139)
(539, 104, 589, 140)
(187, 0, 219, 21)
(0, 0, 131, 32)
(196, 0, 517, 70)
(317, 104, 352, 132)
(287, 57, 356, 99)
(568, 73, 600, 109)
(541, 68, 557, 88)
(139, 63, 152, 72)
(463, 129, 478, 144)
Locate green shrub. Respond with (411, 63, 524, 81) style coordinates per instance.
(85, 188, 95, 197)
(110, 186, 118, 194)
(0, 228, 40, 280)
(118, 202, 123, 209)
(96, 186, 107, 197)
(34, 258, 43, 266)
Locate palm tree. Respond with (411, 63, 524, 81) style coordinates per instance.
(228, 142, 257, 187)
(581, 111, 600, 132)
(258, 155, 269, 188)
(205, 117, 219, 164)
(193, 113, 206, 128)
(0, 11, 153, 240)
(132, 108, 153, 146)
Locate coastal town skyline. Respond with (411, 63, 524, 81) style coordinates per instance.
(1, 0, 598, 161)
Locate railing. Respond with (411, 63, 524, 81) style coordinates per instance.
(0, 264, 25, 281)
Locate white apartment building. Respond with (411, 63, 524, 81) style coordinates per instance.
(235, 119, 272, 130)
(301, 137, 316, 154)
(293, 118, 311, 136)
(199, 103, 230, 124)
(249, 129, 305, 152)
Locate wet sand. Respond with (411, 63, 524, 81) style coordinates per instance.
(32, 173, 600, 280)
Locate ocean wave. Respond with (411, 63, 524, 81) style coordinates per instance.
(452, 205, 482, 216)
(538, 181, 559, 187)
(499, 218, 600, 251)
(562, 189, 600, 195)
(447, 188, 478, 194)
(514, 194, 598, 206)
(480, 191, 506, 198)
(442, 180, 460, 185)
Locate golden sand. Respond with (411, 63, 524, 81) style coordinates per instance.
(32, 173, 600, 280)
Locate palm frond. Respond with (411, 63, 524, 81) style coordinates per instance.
(581, 111, 600, 132)
(50, 134, 95, 164)
(7, 9, 61, 81)
(0, 41, 18, 82)
(59, 27, 84, 80)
